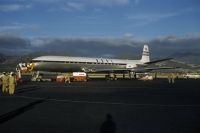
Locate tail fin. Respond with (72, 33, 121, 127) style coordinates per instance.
(140, 44, 150, 63)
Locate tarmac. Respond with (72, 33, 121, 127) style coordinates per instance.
(0, 78, 200, 133)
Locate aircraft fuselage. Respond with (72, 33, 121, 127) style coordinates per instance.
(31, 56, 142, 72)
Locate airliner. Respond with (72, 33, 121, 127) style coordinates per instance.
(19, 45, 173, 73)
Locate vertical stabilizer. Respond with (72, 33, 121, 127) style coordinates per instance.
(140, 44, 150, 63)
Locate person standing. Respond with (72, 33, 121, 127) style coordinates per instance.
(168, 73, 176, 84)
(171, 73, 176, 84)
(1, 72, 9, 93)
(168, 73, 171, 83)
(9, 72, 17, 95)
(64, 73, 71, 83)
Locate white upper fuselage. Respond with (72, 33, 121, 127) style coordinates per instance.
(32, 56, 143, 68)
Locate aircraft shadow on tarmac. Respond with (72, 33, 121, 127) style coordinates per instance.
(0, 98, 46, 124)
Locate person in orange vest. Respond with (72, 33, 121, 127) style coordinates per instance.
(8, 72, 17, 95)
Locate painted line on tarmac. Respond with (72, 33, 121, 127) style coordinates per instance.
(18, 83, 147, 89)
(1, 95, 200, 107)
(32, 85, 146, 89)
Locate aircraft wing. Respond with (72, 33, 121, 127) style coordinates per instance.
(87, 66, 180, 73)
(144, 58, 173, 65)
(143, 66, 180, 71)
(131, 66, 180, 73)
(87, 68, 130, 73)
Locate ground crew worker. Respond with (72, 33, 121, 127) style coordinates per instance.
(8, 72, 17, 95)
(0, 73, 3, 90)
(1, 72, 9, 93)
(154, 72, 157, 79)
(64, 73, 71, 83)
(123, 73, 125, 79)
(0, 75, 2, 89)
(113, 74, 117, 80)
(168, 73, 176, 84)
(168, 73, 171, 83)
(171, 73, 176, 84)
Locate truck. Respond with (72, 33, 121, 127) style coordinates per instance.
(183, 73, 200, 79)
(72, 72, 88, 82)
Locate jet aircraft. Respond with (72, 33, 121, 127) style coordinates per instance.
(18, 45, 174, 74)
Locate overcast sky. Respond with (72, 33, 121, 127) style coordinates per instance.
(0, 0, 200, 57)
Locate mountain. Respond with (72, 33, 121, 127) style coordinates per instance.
(0, 53, 6, 63)
(1, 51, 200, 72)
(169, 52, 200, 65)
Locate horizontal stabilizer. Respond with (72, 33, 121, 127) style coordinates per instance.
(144, 58, 173, 65)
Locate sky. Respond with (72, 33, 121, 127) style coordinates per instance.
(0, 0, 200, 57)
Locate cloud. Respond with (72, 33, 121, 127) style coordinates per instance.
(128, 12, 177, 21)
(0, 25, 23, 32)
(148, 35, 200, 57)
(30, 37, 53, 47)
(1, 33, 200, 57)
(22, 0, 131, 12)
(0, 34, 32, 55)
(31, 0, 130, 6)
(29, 35, 200, 57)
(86, 0, 130, 6)
(31, 0, 62, 2)
(0, 23, 37, 32)
(0, 4, 31, 12)
(128, 8, 194, 27)
(29, 34, 200, 58)
(29, 37, 141, 57)
(61, 2, 85, 12)
(134, 0, 140, 4)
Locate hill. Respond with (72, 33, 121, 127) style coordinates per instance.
(0, 51, 200, 72)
